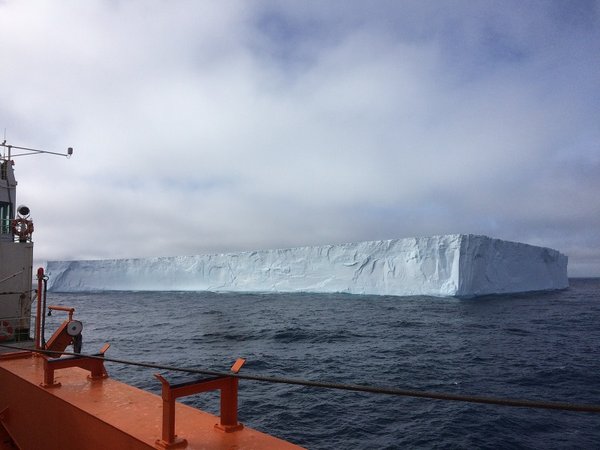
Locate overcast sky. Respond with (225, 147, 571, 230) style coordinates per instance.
(1, 1, 599, 276)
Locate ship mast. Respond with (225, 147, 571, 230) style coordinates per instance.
(0, 140, 72, 343)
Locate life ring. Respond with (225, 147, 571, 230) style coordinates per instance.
(0, 320, 14, 341)
(11, 218, 34, 239)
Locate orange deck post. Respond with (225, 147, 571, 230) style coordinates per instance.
(154, 358, 246, 449)
(41, 344, 110, 388)
(218, 376, 240, 431)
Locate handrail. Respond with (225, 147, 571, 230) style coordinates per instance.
(0, 313, 33, 343)
(154, 359, 246, 448)
(47, 305, 75, 317)
(1, 344, 599, 415)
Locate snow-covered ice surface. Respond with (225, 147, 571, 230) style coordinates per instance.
(45, 234, 568, 297)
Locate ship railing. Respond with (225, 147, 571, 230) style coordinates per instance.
(0, 313, 33, 343)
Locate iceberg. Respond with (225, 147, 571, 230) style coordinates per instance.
(45, 234, 568, 297)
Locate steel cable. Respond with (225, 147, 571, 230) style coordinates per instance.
(2, 343, 600, 413)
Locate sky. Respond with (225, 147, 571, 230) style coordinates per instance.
(1, 0, 599, 276)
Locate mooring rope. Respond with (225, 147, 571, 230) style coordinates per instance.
(1, 343, 599, 413)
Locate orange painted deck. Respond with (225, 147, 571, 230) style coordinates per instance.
(0, 353, 304, 450)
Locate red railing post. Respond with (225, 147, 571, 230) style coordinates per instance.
(35, 268, 44, 350)
(154, 358, 246, 448)
(40, 344, 110, 388)
(155, 374, 187, 449)
(217, 376, 240, 432)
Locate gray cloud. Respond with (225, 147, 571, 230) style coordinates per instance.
(1, 0, 599, 276)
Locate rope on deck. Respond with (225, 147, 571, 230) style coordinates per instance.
(2, 343, 599, 414)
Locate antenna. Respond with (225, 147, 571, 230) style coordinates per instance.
(0, 141, 74, 160)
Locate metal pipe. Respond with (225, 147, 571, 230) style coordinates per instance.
(41, 275, 48, 348)
(35, 268, 43, 350)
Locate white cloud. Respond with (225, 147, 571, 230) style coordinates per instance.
(1, 0, 599, 276)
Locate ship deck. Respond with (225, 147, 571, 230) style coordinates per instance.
(0, 352, 303, 449)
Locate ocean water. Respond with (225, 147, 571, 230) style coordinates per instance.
(42, 279, 600, 449)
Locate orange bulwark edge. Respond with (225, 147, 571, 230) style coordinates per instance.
(0, 351, 304, 449)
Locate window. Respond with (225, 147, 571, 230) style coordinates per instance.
(0, 201, 11, 234)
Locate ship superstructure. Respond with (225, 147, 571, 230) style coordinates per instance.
(0, 145, 34, 343)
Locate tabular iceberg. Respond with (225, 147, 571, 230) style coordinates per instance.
(45, 234, 568, 297)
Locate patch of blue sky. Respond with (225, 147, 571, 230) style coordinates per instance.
(251, 9, 332, 73)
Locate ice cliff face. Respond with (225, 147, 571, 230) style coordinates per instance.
(45, 234, 568, 297)
(457, 235, 568, 296)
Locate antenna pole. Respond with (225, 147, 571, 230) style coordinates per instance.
(0, 142, 73, 158)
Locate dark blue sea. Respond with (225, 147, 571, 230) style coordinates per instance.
(43, 279, 600, 449)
